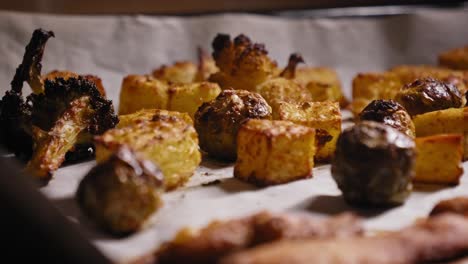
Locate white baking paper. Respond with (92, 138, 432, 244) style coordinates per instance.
(1, 9, 468, 263)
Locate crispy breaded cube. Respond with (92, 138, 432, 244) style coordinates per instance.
(234, 119, 316, 186)
(167, 82, 221, 118)
(414, 134, 464, 185)
(117, 109, 193, 128)
(95, 116, 201, 190)
(273, 101, 341, 162)
(439, 46, 468, 70)
(255, 77, 312, 111)
(119, 75, 169, 115)
(152, 61, 198, 84)
(294, 67, 348, 107)
(351, 72, 403, 115)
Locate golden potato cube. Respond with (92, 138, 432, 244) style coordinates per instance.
(255, 77, 312, 111)
(167, 82, 221, 119)
(351, 72, 403, 115)
(95, 116, 201, 190)
(414, 134, 464, 185)
(117, 109, 193, 128)
(119, 75, 169, 115)
(152, 61, 198, 84)
(439, 46, 468, 70)
(234, 119, 316, 186)
(273, 101, 341, 162)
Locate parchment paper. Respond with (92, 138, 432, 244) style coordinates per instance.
(1, 9, 468, 263)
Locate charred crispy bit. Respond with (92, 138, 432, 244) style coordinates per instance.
(43, 70, 107, 97)
(414, 134, 464, 185)
(359, 99, 415, 138)
(77, 147, 163, 236)
(95, 113, 200, 190)
(234, 119, 316, 186)
(279, 53, 304, 79)
(439, 46, 468, 70)
(331, 121, 416, 206)
(194, 90, 272, 162)
(25, 77, 118, 180)
(220, 213, 468, 264)
(273, 101, 341, 162)
(395, 78, 463, 116)
(119, 75, 221, 117)
(209, 34, 278, 91)
(155, 211, 362, 264)
(430, 197, 468, 217)
(117, 109, 193, 128)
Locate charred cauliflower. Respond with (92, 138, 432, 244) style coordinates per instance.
(77, 147, 163, 236)
(195, 90, 272, 162)
(395, 78, 463, 116)
(359, 99, 415, 138)
(331, 121, 416, 207)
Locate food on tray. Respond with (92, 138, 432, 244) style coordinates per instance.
(77, 147, 163, 236)
(43, 70, 107, 97)
(414, 134, 464, 185)
(220, 213, 468, 264)
(117, 109, 193, 128)
(359, 99, 415, 137)
(331, 121, 416, 206)
(351, 65, 468, 114)
(0, 29, 118, 180)
(234, 119, 316, 186)
(194, 89, 272, 162)
(430, 197, 468, 217)
(273, 101, 341, 162)
(439, 46, 468, 70)
(394, 78, 463, 116)
(119, 74, 221, 117)
(95, 111, 200, 190)
(155, 211, 362, 264)
(255, 77, 312, 112)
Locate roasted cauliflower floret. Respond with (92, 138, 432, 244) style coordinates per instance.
(77, 147, 163, 236)
(43, 70, 106, 97)
(395, 78, 463, 116)
(95, 114, 200, 190)
(194, 89, 272, 162)
(274, 101, 341, 162)
(117, 109, 193, 128)
(359, 99, 415, 138)
(438, 46, 468, 70)
(209, 34, 278, 91)
(332, 121, 416, 207)
(234, 119, 316, 186)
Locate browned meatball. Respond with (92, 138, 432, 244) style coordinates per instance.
(359, 99, 415, 137)
(395, 78, 463, 116)
(331, 121, 416, 207)
(76, 147, 163, 236)
(194, 89, 272, 162)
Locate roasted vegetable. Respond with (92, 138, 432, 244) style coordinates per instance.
(331, 121, 416, 207)
(254, 78, 312, 111)
(359, 99, 415, 138)
(395, 78, 463, 116)
(95, 112, 200, 190)
(430, 197, 468, 217)
(77, 147, 163, 236)
(194, 89, 272, 162)
(438, 45, 468, 70)
(234, 119, 316, 186)
(43, 70, 107, 97)
(274, 101, 341, 162)
(414, 134, 464, 185)
(117, 109, 193, 128)
(26, 77, 118, 179)
(209, 34, 278, 91)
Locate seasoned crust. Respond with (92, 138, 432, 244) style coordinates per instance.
(194, 89, 272, 162)
(43, 70, 107, 97)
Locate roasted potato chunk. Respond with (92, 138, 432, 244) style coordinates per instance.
(395, 78, 463, 116)
(119, 75, 221, 118)
(195, 89, 272, 162)
(95, 114, 200, 190)
(77, 147, 163, 236)
(210, 34, 278, 91)
(273, 101, 341, 162)
(254, 78, 312, 111)
(359, 99, 415, 138)
(414, 134, 464, 185)
(331, 121, 416, 207)
(234, 119, 316, 186)
(117, 109, 193, 128)
(152, 61, 198, 84)
(438, 46, 468, 70)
